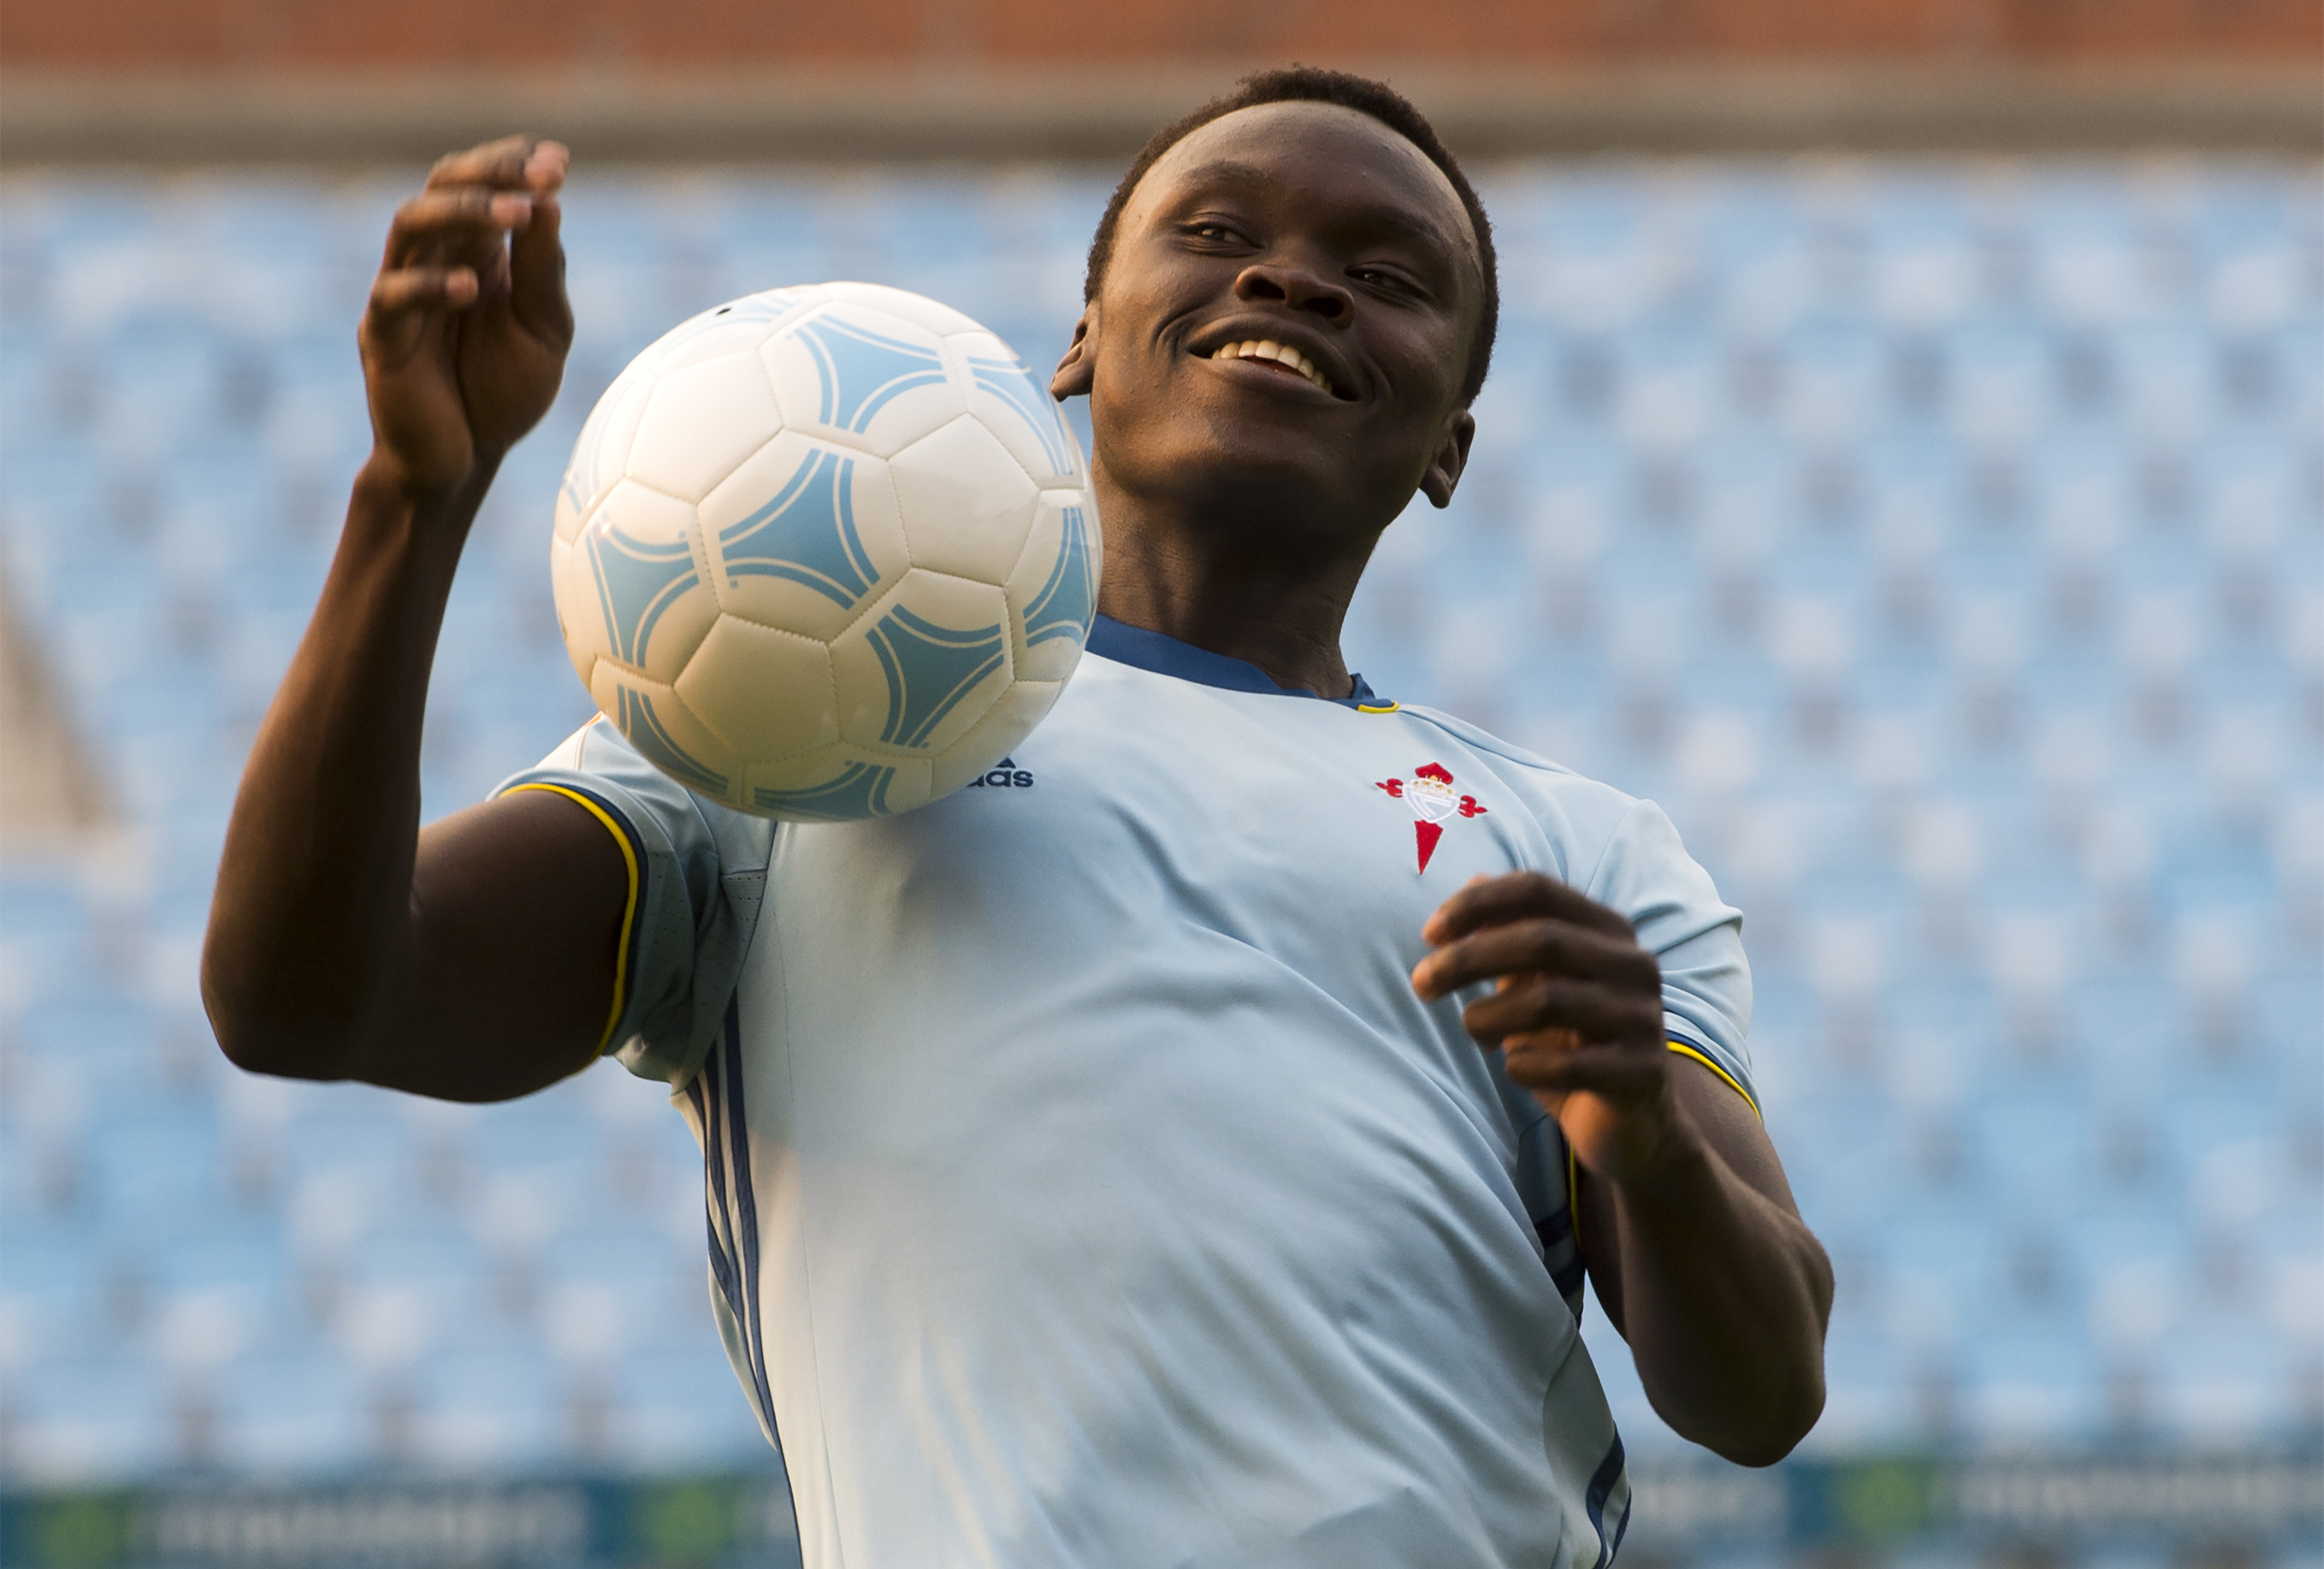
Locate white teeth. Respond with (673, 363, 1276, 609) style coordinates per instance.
(1209, 339, 1333, 395)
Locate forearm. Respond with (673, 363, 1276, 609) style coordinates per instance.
(201, 457, 489, 1076)
(1606, 1123, 1832, 1465)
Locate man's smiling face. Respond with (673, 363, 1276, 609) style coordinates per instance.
(1054, 100, 1483, 552)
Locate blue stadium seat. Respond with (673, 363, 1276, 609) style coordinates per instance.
(604, 1337, 774, 1472)
(409, 1339, 572, 1470)
(1971, 1094, 2104, 1226)
(7, 1347, 178, 1483)
(82, 1096, 241, 1254)
(0, 1216, 106, 1372)
(331, 1215, 493, 1368)
(1810, 1315, 1917, 1449)
(1957, 1317, 2110, 1444)
(212, 1341, 377, 1475)
(143, 1220, 299, 1376)
(536, 1214, 692, 1363)
(2151, 1315, 2302, 1442)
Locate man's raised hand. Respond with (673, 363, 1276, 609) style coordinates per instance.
(1411, 872, 1685, 1185)
(359, 137, 573, 497)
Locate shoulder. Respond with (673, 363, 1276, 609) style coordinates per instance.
(1389, 704, 1653, 859)
(503, 718, 775, 871)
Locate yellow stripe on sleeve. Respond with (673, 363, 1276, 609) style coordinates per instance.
(1668, 1038, 1760, 1120)
(502, 782, 641, 1067)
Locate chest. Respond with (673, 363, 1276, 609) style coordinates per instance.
(819, 674, 1560, 1002)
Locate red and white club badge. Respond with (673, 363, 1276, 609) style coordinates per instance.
(1375, 762, 1487, 873)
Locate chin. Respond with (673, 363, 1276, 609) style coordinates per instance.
(1104, 418, 1393, 549)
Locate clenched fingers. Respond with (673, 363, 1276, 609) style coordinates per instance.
(1501, 1032, 1667, 1102)
(1422, 870, 1633, 949)
(1458, 973, 1663, 1050)
(1412, 913, 1657, 1002)
(371, 266, 481, 315)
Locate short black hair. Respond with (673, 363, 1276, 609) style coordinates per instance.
(1083, 66, 1499, 406)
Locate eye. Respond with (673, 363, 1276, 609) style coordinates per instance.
(1353, 266, 1426, 300)
(1181, 219, 1248, 246)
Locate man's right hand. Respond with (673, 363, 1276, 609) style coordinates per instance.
(360, 136, 573, 497)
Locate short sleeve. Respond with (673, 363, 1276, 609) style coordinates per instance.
(1582, 798, 1757, 1113)
(495, 718, 776, 1089)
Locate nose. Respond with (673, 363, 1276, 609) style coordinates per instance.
(1232, 261, 1353, 323)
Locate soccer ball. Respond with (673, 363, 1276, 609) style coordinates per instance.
(550, 283, 1100, 821)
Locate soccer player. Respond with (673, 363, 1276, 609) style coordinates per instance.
(206, 68, 1831, 1566)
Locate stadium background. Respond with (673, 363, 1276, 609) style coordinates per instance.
(1, 2, 2320, 1564)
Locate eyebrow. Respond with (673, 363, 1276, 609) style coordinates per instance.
(1164, 159, 1469, 266)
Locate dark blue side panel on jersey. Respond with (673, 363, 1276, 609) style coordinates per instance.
(1536, 1205, 1589, 1310)
(697, 997, 779, 1440)
(689, 1075, 746, 1331)
(1586, 1434, 1631, 1567)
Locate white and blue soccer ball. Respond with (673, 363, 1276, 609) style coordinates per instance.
(550, 283, 1100, 821)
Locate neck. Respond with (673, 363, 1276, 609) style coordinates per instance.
(1090, 481, 1376, 701)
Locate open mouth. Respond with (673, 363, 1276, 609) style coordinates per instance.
(1208, 339, 1339, 398)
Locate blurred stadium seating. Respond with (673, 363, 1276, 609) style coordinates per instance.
(0, 157, 2317, 1498)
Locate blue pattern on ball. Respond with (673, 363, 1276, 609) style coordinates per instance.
(616, 686, 728, 796)
(585, 517, 699, 667)
(1023, 505, 1096, 648)
(752, 760, 898, 819)
(717, 448, 882, 610)
(967, 354, 1075, 475)
(864, 604, 1007, 750)
(791, 315, 950, 433)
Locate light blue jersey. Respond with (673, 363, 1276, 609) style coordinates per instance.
(500, 616, 1755, 1569)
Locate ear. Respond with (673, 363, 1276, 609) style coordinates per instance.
(1050, 305, 1098, 400)
(1419, 409, 1476, 509)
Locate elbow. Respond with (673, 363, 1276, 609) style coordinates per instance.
(199, 937, 359, 1082)
(1704, 1375, 1825, 1468)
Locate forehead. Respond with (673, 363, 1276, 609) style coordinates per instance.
(1126, 101, 1479, 276)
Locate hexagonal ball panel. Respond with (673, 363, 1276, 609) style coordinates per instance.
(820, 282, 984, 337)
(558, 479, 720, 687)
(674, 614, 840, 764)
(946, 330, 1086, 489)
(745, 746, 932, 821)
(761, 301, 965, 459)
(697, 432, 909, 645)
(928, 678, 1064, 799)
(829, 570, 1015, 758)
(548, 532, 599, 689)
(623, 349, 784, 505)
(590, 663, 746, 809)
(642, 292, 812, 376)
(1001, 492, 1100, 685)
(558, 364, 658, 538)
(888, 415, 1040, 584)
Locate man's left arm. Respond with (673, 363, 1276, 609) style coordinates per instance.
(1412, 871, 1833, 1467)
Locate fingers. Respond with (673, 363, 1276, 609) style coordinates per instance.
(1423, 869, 1633, 949)
(426, 135, 568, 197)
(1501, 1031, 1667, 1103)
(1458, 973, 1663, 1051)
(372, 266, 480, 315)
(1412, 913, 1657, 1003)
(384, 189, 537, 272)
(507, 191, 574, 350)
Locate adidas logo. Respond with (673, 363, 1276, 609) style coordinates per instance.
(965, 757, 1034, 789)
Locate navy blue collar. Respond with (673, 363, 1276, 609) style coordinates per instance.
(1086, 615, 1392, 710)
